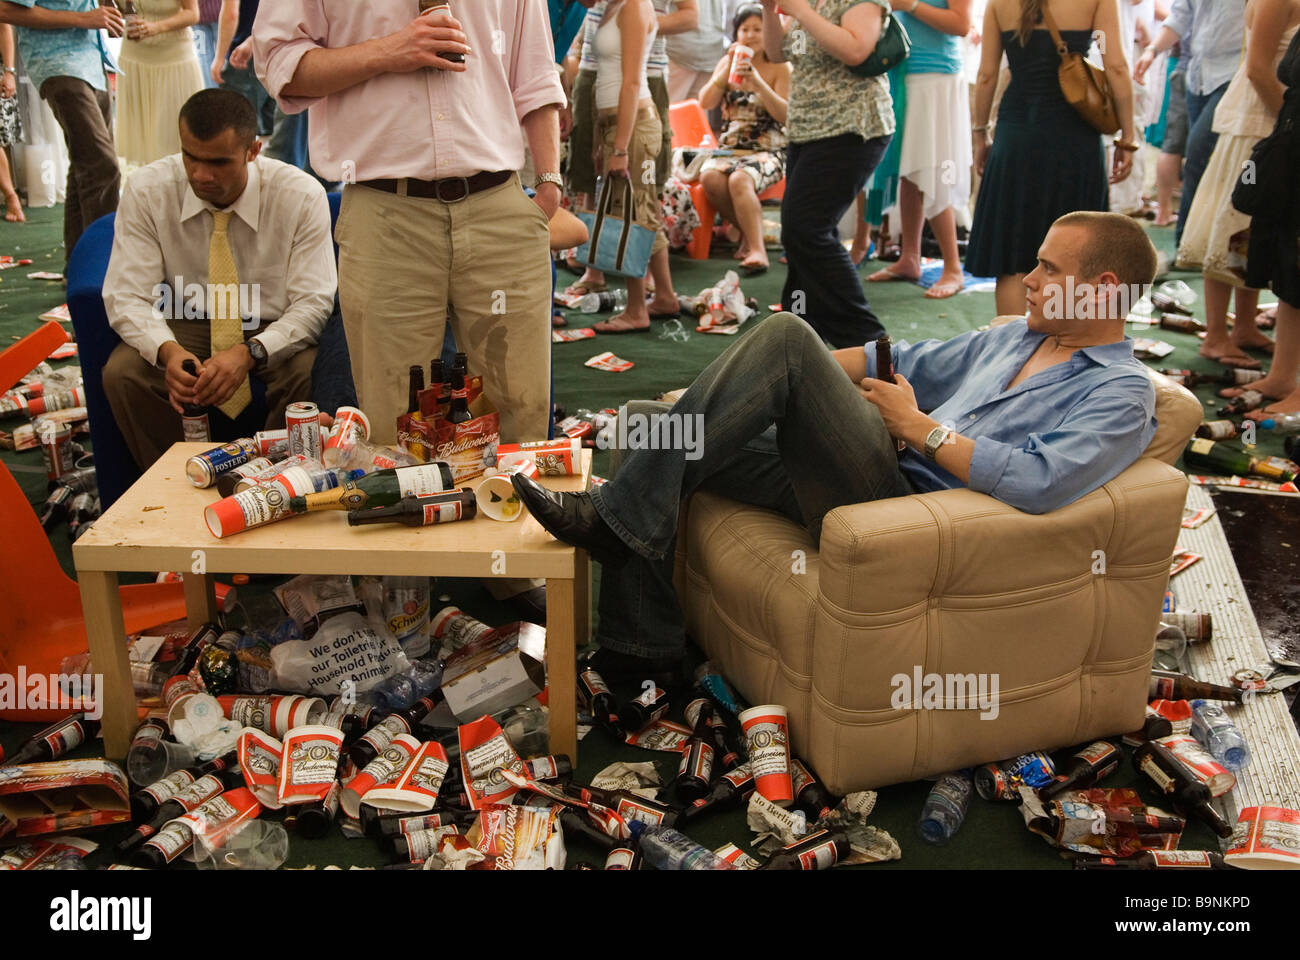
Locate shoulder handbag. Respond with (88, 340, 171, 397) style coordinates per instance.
(574, 175, 656, 279)
(1041, 7, 1120, 134)
(1232, 114, 1297, 222)
(848, 5, 911, 78)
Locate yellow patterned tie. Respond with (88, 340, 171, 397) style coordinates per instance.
(208, 209, 252, 418)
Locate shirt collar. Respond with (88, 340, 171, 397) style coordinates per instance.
(179, 157, 262, 231)
(1025, 326, 1135, 368)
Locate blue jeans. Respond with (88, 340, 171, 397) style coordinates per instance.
(220, 62, 276, 135)
(781, 132, 892, 348)
(1175, 80, 1229, 247)
(590, 312, 914, 659)
(192, 22, 219, 89)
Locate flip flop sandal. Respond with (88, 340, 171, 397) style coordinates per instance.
(564, 280, 608, 297)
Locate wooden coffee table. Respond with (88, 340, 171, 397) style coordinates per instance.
(73, 443, 592, 761)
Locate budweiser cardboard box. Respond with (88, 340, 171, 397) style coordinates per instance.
(397, 374, 500, 484)
(440, 621, 546, 721)
(0, 759, 131, 839)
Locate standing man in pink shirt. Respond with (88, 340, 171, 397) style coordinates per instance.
(253, 1, 565, 443)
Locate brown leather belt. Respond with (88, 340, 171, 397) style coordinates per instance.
(357, 169, 513, 202)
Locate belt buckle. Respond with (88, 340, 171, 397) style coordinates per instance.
(436, 176, 471, 203)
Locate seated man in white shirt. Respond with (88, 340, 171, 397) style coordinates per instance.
(103, 88, 336, 470)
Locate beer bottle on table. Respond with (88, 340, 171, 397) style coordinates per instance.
(757, 828, 850, 870)
(1149, 669, 1244, 704)
(448, 369, 472, 425)
(674, 699, 716, 803)
(679, 763, 754, 821)
(790, 758, 838, 821)
(1074, 850, 1233, 870)
(346, 490, 477, 527)
(180, 359, 211, 442)
(407, 365, 424, 415)
(292, 462, 456, 512)
(578, 665, 621, 732)
(432, 359, 451, 416)
(1182, 438, 1298, 482)
(452, 351, 468, 378)
(348, 695, 442, 768)
(618, 685, 669, 733)
(1133, 739, 1233, 838)
(1039, 741, 1120, 801)
(2, 713, 102, 766)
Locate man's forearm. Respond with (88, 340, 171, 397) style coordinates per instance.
(658, 2, 698, 36)
(522, 103, 560, 175)
(1147, 24, 1179, 54)
(900, 413, 974, 483)
(0, 2, 85, 28)
(279, 39, 394, 98)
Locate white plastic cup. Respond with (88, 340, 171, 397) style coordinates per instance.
(729, 45, 754, 86)
(738, 704, 793, 806)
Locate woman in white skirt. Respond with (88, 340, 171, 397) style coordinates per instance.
(866, 0, 972, 299)
(117, 0, 204, 168)
(1176, 0, 1299, 375)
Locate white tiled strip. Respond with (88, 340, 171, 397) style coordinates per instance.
(1175, 483, 1300, 826)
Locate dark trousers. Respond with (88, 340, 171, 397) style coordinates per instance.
(780, 132, 891, 348)
(1175, 80, 1230, 247)
(40, 77, 120, 263)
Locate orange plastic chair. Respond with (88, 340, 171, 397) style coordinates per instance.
(0, 322, 191, 721)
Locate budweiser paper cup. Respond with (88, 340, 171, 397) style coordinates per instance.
(729, 44, 753, 86)
(1227, 806, 1300, 869)
(494, 438, 581, 476)
(362, 741, 451, 812)
(475, 459, 539, 521)
(277, 724, 344, 806)
(220, 695, 325, 737)
(738, 704, 793, 806)
(205, 484, 295, 538)
(322, 406, 371, 467)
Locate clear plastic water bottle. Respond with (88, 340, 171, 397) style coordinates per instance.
(637, 825, 736, 870)
(1260, 411, 1300, 434)
(1190, 699, 1251, 772)
(918, 769, 972, 845)
(577, 288, 628, 313)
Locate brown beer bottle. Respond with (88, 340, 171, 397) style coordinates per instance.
(790, 758, 838, 821)
(757, 829, 850, 870)
(618, 685, 670, 732)
(407, 365, 425, 415)
(680, 763, 755, 821)
(180, 359, 211, 443)
(558, 808, 621, 852)
(3, 713, 102, 767)
(1075, 850, 1233, 870)
(578, 666, 621, 731)
(448, 369, 472, 424)
(674, 699, 716, 803)
(1149, 669, 1244, 704)
(348, 695, 442, 768)
(291, 749, 352, 840)
(1133, 739, 1233, 838)
(562, 783, 680, 831)
(1039, 741, 1120, 802)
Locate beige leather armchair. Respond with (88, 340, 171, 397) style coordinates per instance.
(671, 351, 1203, 795)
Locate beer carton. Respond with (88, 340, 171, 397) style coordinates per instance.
(0, 759, 131, 839)
(440, 622, 546, 722)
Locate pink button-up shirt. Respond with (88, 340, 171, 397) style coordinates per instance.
(253, 0, 565, 182)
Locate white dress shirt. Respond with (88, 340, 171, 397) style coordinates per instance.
(104, 154, 337, 367)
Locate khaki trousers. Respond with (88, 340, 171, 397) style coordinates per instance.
(103, 319, 316, 471)
(335, 175, 552, 445)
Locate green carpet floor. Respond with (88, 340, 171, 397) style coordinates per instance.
(0, 202, 1276, 868)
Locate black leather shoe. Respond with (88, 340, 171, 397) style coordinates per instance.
(511, 473, 632, 567)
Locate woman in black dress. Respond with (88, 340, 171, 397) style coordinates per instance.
(1240, 25, 1300, 420)
(966, 0, 1137, 317)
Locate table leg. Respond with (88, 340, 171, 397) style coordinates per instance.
(78, 570, 136, 760)
(184, 572, 218, 632)
(574, 550, 591, 648)
(545, 575, 579, 764)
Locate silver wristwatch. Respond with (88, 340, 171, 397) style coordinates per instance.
(924, 425, 952, 461)
(535, 172, 564, 190)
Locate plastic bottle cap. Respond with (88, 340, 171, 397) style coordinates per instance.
(232, 574, 250, 585)
(204, 498, 246, 538)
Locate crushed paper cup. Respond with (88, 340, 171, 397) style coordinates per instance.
(585, 351, 634, 372)
(1227, 806, 1300, 869)
(474, 458, 539, 522)
(553, 328, 597, 343)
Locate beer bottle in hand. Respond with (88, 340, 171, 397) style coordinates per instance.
(1039, 741, 1120, 802)
(180, 359, 211, 442)
(1149, 669, 1243, 704)
(1133, 738, 1233, 838)
(419, 1, 465, 63)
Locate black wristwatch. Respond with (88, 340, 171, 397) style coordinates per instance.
(246, 337, 268, 372)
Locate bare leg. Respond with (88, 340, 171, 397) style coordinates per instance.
(867, 177, 923, 283)
(1244, 301, 1300, 415)
(850, 190, 871, 265)
(0, 148, 23, 223)
(701, 169, 741, 256)
(1154, 152, 1181, 226)
(1200, 276, 1259, 368)
(645, 247, 680, 315)
(995, 274, 1027, 317)
(1229, 286, 1268, 352)
(923, 205, 964, 299)
(729, 170, 769, 270)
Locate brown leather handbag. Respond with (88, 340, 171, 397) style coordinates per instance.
(1042, 7, 1120, 134)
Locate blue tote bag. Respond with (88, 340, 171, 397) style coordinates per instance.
(575, 174, 655, 279)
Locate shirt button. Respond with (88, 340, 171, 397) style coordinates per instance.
(438, 113, 446, 120)
(968, 414, 976, 420)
